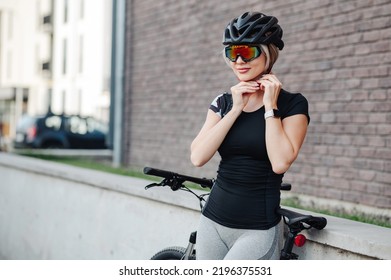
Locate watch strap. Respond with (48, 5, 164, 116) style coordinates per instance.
(264, 109, 281, 119)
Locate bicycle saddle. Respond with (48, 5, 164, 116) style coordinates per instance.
(277, 208, 327, 230)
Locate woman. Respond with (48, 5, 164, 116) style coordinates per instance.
(190, 12, 310, 260)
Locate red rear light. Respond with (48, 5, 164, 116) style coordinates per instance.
(294, 234, 307, 247)
(27, 125, 37, 141)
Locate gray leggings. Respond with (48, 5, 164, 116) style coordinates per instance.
(196, 215, 284, 260)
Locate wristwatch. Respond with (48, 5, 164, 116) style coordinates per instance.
(264, 109, 281, 120)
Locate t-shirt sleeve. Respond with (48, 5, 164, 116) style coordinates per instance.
(280, 92, 310, 124)
(209, 93, 225, 118)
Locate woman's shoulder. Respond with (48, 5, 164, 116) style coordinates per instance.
(278, 89, 310, 122)
(210, 92, 232, 117)
(278, 89, 308, 104)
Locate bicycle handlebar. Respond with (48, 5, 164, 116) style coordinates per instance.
(143, 166, 292, 191)
(143, 167, 214, 189)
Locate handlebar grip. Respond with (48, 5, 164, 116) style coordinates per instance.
(143, 167, 174, 178)
(281, 183, 291, 191)
(143, 167, 214, 189)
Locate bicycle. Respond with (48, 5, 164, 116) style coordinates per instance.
(143, 166, 327, 260)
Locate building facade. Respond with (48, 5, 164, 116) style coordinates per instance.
(51, 0, 112, 123)
(123, 0, 391, 218)
(0, 0, 53, 145)
(0, 0, 112, 149)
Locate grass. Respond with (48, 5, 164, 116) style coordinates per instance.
(20, 152, 391, 228)
(23, 153, 153, 179)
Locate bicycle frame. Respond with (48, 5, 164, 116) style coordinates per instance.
(144, 167, 327, 260)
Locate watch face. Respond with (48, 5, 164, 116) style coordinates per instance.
(273, 109, 281, 118)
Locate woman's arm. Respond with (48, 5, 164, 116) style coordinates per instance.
(265, 114, 308, 174)
(259, 74, 308, 174)
(190, 107, 242, 167)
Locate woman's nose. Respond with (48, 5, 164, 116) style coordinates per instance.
(235, 55, 246, 63)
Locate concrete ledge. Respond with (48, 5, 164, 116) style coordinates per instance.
(0, 152, 390, 259)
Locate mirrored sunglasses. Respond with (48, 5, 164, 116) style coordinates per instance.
(225, 45, 262, 62)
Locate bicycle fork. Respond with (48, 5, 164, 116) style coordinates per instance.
(181, 231, 197, 260)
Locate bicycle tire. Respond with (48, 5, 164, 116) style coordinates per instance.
(150, 246, 195, 260)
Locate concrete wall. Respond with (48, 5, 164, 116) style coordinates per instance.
(0, 152, 390, 260)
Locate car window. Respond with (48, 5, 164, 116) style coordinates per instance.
(68, 116, 88, 134)
(86, 118, 108, 133)
(44, 116, 62, 131)
(16, 115, 37, 131)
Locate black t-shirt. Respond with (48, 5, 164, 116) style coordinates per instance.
(203, 89, 309, 230)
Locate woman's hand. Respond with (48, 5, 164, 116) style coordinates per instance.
(230, 81, 260, 111)
(257, 74, 282, 109)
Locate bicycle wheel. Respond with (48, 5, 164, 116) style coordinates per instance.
(150, 246, 195, 260)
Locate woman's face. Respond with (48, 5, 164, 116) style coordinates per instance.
(230, 53, 267, 82)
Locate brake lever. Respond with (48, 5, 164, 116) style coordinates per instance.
(145, 177, 177, 190)
(144, 177, 191, 192)
(144, 182, 162, 190)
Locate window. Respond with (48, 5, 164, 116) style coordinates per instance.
(44, 116, 62, 131)
(36, 45, 40, 73)
(68, 116, 88, 134)
(79, 35, 83, 73)
(47, 88, 53, 113)
(62, 90, 66, 113)
(7, 51, 12, 79)
(77, 89, 82, 114)
(64, 0, 68, 23)
(8, 12, 13, 40)
(62, 38, 67, 74)
(80, 0, 84, 19)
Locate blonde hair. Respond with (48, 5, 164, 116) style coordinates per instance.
(263, 44, 279, 74)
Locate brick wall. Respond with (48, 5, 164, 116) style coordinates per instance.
(124, 0, 391, 212)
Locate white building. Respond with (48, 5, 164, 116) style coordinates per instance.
(52, 0, 112, 123)
(0, 0, 112, 148)
(0, 0, 53, 142)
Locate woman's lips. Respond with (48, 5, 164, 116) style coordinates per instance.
(236, 68, 250, 74)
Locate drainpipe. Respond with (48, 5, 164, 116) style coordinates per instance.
(110, 0, 126, 167)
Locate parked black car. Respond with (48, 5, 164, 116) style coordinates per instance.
(13, 113, 108, 149)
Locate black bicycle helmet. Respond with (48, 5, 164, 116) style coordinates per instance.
(223, 12, 284, 50)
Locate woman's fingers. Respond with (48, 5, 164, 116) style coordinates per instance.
(258, 74, 282, 90)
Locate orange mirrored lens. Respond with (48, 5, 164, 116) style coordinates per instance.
(225, 45, 261, 62)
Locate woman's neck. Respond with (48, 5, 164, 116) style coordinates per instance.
(243, 90, 264, 112)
